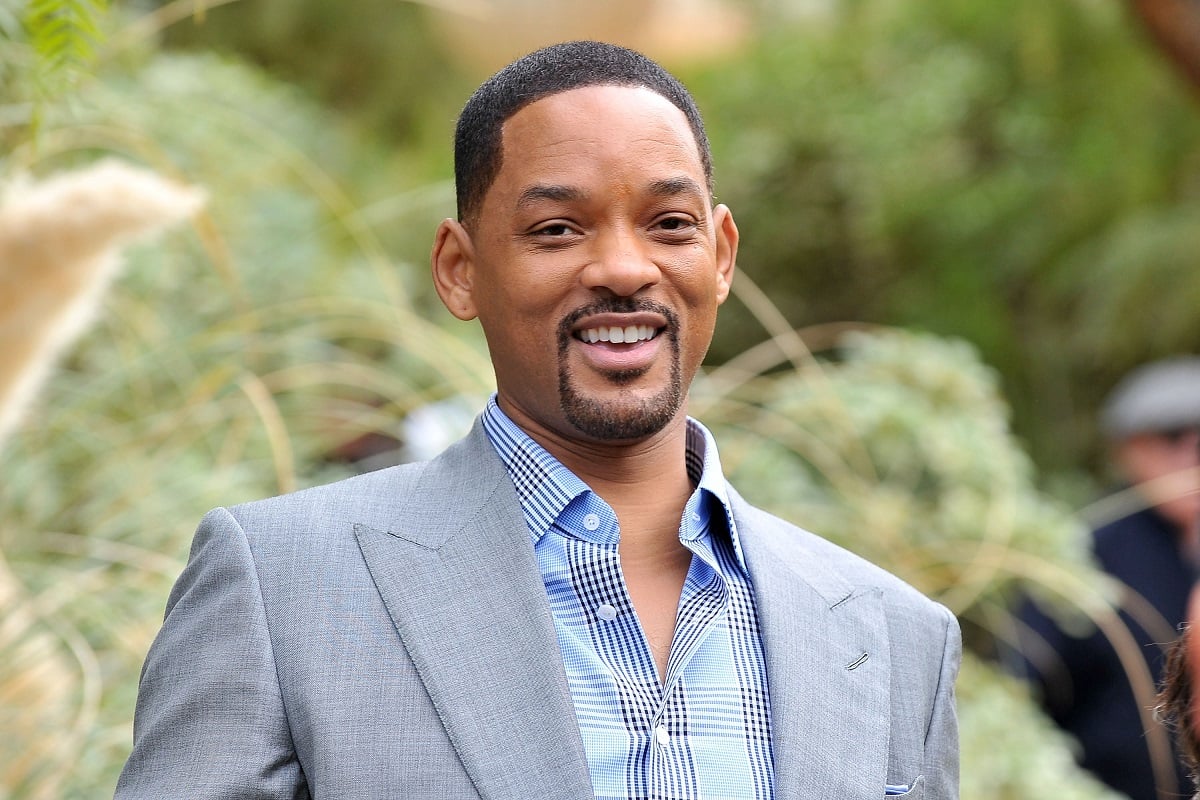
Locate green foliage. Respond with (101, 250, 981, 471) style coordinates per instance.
(2, 0, 108, 152)
(24, 0, 107, 75)
(0, 0, 23, 38)
(958, 654, 1126, 799)
(682, 0, 1200, 478)
(155, 0, 465, 152)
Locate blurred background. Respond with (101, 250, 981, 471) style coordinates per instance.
(2, 0, 1199, 797)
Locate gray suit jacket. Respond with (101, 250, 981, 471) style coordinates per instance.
(116, 421, 960, 799)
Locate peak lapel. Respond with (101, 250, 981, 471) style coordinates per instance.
(355, 426, 592, 799)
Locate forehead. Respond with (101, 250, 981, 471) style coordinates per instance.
(491, 85, 705, 195)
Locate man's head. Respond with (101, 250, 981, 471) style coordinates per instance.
(453, 40, 713, 228)
(431, 43, 737, 452)
(1101, 357, 1200, 535)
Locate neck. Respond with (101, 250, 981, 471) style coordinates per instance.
(505, 404, 700, 685)
(520, 412, 696, 549)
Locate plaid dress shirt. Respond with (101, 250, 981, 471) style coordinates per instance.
(482, 398, 774, 800)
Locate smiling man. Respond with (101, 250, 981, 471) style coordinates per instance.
(116, 42, 961, 800)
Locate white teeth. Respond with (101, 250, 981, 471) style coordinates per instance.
(579, 325, 657, 344)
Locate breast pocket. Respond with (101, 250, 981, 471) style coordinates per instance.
(885, 775, 923, 797)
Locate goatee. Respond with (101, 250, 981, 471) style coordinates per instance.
(556, 299, 683, 441)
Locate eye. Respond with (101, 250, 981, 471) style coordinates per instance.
(523, 218, 584, 249)
(534, 223, 574, 237)
(652, 214, 698, 237)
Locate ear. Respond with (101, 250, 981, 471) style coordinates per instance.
(431, 218, 479, 321)
(712, 203, 738, 305)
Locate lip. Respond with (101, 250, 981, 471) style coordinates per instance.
(569, 311, 669, 374)
(571, 311, 668, 335)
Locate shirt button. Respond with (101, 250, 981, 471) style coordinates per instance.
(583, 513, 600, 531)
(597, 604, 618, 621)
(691, 511, 701, 522)
(655, 725, 670, 747)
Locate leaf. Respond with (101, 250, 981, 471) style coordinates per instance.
(22, 0, 108, 89)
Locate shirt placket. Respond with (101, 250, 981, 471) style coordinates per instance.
(645, 502, 731, 800)
(559, 491, 738, 800)
(564, 504, 661, 798)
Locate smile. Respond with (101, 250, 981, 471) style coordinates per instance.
(576, 325, 660, 344)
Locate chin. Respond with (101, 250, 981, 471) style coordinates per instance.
(559, 384, 682, 442)
(558, 349, 685, 442)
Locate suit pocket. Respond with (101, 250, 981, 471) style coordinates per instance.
(884, 775, 923, 797)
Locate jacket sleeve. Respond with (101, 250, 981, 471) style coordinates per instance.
(114, 507, 307, 799)
(922, 604, 962, 800)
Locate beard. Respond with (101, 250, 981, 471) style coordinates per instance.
(555, 299, 683, 441)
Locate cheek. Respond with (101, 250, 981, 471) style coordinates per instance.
(474, 271, 566, 329)
(678, 308, 718, 366)
(475, 297, 564, 373)
(667, 247, 722, 303)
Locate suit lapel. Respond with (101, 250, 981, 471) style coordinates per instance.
(354, 425, 592, 799)
(736, 499, 892, 799)
(354, 427, 894, 798)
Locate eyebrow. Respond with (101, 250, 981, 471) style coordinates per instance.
(647, 176, 706, 200)
(515, 184, 585, 211)
(513, 176, 707, 213)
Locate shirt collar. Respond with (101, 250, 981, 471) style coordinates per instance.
(480, 395, 747, 570)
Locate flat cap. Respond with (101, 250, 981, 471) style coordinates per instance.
(1100, 356, 1200, 439)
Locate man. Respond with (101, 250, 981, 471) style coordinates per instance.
(1017, 357, 1200, 800)
(116, 41, 960, 799)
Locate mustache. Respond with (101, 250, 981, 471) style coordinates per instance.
(556, 298, 678, 340)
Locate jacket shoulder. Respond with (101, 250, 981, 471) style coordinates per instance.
(221, 421, 507, 540)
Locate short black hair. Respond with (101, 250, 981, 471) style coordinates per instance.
(454, 40, 712, 225)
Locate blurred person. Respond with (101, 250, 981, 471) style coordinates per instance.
(1017, 356, 1200, 800)
(115, 41, 960, 799)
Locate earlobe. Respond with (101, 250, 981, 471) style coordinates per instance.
(713, 204, 738, 304)
(431, 219, 479, 321)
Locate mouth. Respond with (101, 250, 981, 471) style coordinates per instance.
(574, 324, 661, 345)
(560, 303, 673, 377)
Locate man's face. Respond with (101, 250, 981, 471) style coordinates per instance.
(436, 85, 736, 448)
(1117, 428, 1200, 534)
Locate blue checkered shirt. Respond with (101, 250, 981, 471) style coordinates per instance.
(481, 398, 775, 800)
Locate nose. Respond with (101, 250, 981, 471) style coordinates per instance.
(580, 225, 660, 297)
